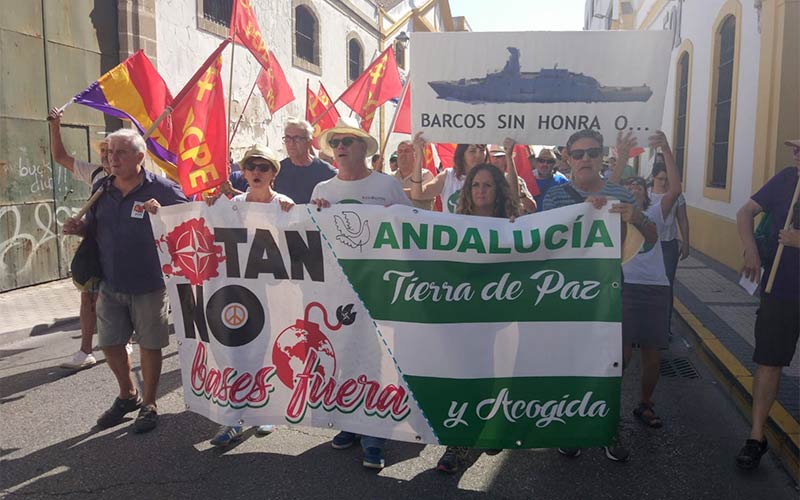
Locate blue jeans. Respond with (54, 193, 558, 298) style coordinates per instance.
(361, 435, 386, 451)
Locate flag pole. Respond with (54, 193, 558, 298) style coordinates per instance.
(226, 0, 239, 145)
(765, 176, 800, 293)
(229, 73, 261, 144)
(379, 74, 410, 159)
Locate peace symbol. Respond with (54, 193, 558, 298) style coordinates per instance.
(221, 303, 248, 329)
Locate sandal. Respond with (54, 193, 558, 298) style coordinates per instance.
(633, 402, 663, 428)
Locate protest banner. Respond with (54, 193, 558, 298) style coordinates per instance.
(152, 202, 623, 449)
(411, 31, 673, 146)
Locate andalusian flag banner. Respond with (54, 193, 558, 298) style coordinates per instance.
(152, 202, 622, 449)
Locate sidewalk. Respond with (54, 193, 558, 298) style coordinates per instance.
(0, 279, 81, 337)
(674, 250, 799, 478)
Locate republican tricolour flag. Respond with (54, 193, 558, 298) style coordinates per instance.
(73, 50, 177, 181)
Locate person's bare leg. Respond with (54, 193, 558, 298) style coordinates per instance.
(79, 292, 99, 354)
(102, 344, 136, 399)
(640, 347, 660, 404)
(750, 364, 781, 441)
(622, 343, 633, 371)
(139, 347, 162, 407)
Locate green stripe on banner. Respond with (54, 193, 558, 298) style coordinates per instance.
(404, 375, 621, 449)
(338, 259, 621, 323)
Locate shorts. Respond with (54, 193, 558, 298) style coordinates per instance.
(622, 283, 671, 349)
(97, 283, 170, 350)
(753, 294, 800, 367)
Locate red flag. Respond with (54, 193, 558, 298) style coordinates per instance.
(339, 47, 402, 130)
(513, 144, 539, 196)
(306, 82, 339, 150)
(393, 86, 411, 134)
(422, 144, 437, 176)
(256, 51, 294, 114)
(435, 143, 456, 169)
(230, 0, 272, 73)
(169, 56, 227, 196)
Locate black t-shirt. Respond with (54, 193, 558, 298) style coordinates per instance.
(274, 157, 337, 204)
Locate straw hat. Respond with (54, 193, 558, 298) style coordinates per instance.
(537, 148, 556, 161)
(240, 145, 281, 174)
(785, 139, 800, 148)
(318, 117, 379, 157)
(621, 223, 645, 264)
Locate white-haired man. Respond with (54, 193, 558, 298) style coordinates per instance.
(274, 117, 336, 203)
(63, 128, 188, 433)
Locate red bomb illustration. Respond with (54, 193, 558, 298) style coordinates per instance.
(272, 302, 357, 389)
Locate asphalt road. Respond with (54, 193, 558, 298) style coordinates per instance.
(0, 315, 797, 500)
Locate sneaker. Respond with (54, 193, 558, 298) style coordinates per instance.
(255, 424, 274, 436)
(558, 448, 581, 458)
(125, 343, 134, 355)
(604, 444, 630, 462)
(362, 447, 385, 470)
(96, 393, 142, 428)
(436, 446, 468, 474)
(60, 350, 97, 370)
(736, 438, 768, 470)
(210, 425, 243, 446)
(132, 404, 158, 433)
(331, 431, 359, 449)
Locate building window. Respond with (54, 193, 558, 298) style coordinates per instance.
(202, 0, 232, 26)
(348, 39, 363, 82)
(708, 15, 736, 189)
(674, 51, 690, 179)
(296, 5, 317, 64)
(394, 40, 406, 70)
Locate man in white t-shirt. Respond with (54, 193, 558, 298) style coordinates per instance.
(48, 106, 116, 371)
(310, 117, 410, 471)
(392, 140, 434, 210)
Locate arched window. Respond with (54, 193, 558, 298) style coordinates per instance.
(348, 38, 363, 82)
(673, 51, 690, 179)
(295, 5, 318, 65)
(394, 40, 406, 70)
(707, 14, 737, 189)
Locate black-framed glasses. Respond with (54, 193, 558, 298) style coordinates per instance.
(243, 161, 274, 173)
(329, 137, 363, 148)
(569, 148, 602, 160)
(283, 135, 309, 143)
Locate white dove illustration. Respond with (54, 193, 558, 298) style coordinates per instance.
(334, 211, 370, 250)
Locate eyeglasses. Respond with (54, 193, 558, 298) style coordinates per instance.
(243, 162, 274, 173)
(328, 137, 363, 148)
(283, 135, 309, 143)
(569, 148, 602, 160)
(537, 159, 556, 165)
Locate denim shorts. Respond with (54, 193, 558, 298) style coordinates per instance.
(96, 283, 170, 350)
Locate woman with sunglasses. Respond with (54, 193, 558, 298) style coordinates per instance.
(619, 130, 683, 431)
(435, 163, 519, 474)
(411, 132, 487, 212)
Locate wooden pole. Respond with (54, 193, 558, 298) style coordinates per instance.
(229, 73, 261, 145)
(765, 174, 800, 293)
(379, 74, 410, 159)
(226, 38, 237, 145)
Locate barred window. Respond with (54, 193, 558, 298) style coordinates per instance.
(348, 39, 363, 82)
(708, 15, 736, 188)
(674, 51, 690, 179)
(202, 0, 232, 27)
(296, 6, 317, 64)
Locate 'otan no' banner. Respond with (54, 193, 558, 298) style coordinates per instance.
(152, 201, 623, 449)
(411, 31, 673, 145)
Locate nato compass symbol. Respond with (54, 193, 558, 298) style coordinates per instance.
(333, 211, 370, 251)
(157, 218, 226, 285)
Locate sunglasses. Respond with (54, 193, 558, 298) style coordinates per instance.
(283, 135, 309, 143)
(328, 137, 363, 148)
(244, 161, 274, 173)
(537, 159, 556, 165)
(569, 148, 602, 160)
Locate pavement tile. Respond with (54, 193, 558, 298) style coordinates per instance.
(676, 268, 759, 304)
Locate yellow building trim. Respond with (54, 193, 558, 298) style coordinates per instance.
(685, 205, 741, 270)
(702, 0, 742, 204)
(672, 39, 693, 187)
(639, 0, 670, 30)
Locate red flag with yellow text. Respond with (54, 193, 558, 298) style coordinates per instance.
(306, 82, 339, 150)
(169, 56, 227, 196)
(513, 144, 539, 196)
(230, 0, 272, 73)
(256, 50, 294, 114)
(339, 47, 402, 132)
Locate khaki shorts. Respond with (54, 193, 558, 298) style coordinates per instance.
(97, 283, 170, 350)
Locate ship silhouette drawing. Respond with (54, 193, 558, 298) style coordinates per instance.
(428, 47, 652, 104)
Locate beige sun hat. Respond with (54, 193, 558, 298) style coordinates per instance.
(621, 223, 645, 264)
(318, 116, 379, 157)
(241, 145, 281, 174)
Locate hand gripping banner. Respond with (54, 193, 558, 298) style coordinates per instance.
(152, 201, 623, 449)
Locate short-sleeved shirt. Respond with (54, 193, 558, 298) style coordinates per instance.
(535, 172, 569, 207)
(751, 166, 799, 301)
(622, 201, 670, 286)
(231, 191, 294, 205)
(229, 170, 248, 192)
(310, 170, 412, 207)
(442, 169, 465, 213)
(541, 179, 635, 211)
(274, 157, 337, 204)
(72, 159, 107, 186)
(648, 191, 686, 241)
(88, 169, 189, 295)
(394, 169, 434, 210)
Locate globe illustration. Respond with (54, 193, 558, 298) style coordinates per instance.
(272, 319, 336, 389)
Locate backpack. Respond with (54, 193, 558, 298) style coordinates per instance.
(753, 211, 774, 263)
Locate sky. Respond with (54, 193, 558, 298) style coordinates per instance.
(448, 0, 587, 32)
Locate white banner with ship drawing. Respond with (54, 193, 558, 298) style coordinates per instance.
(410, 31, 673, 145)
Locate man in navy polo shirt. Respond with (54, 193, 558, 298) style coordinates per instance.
(274, 117, 337, 203)
(63, 128, 188, 433)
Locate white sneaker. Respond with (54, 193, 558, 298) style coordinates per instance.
(60, 350, 97, 370)
(125, 343, 134, 355)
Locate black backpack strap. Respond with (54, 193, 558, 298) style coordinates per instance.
(563, 184, 586, 204)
